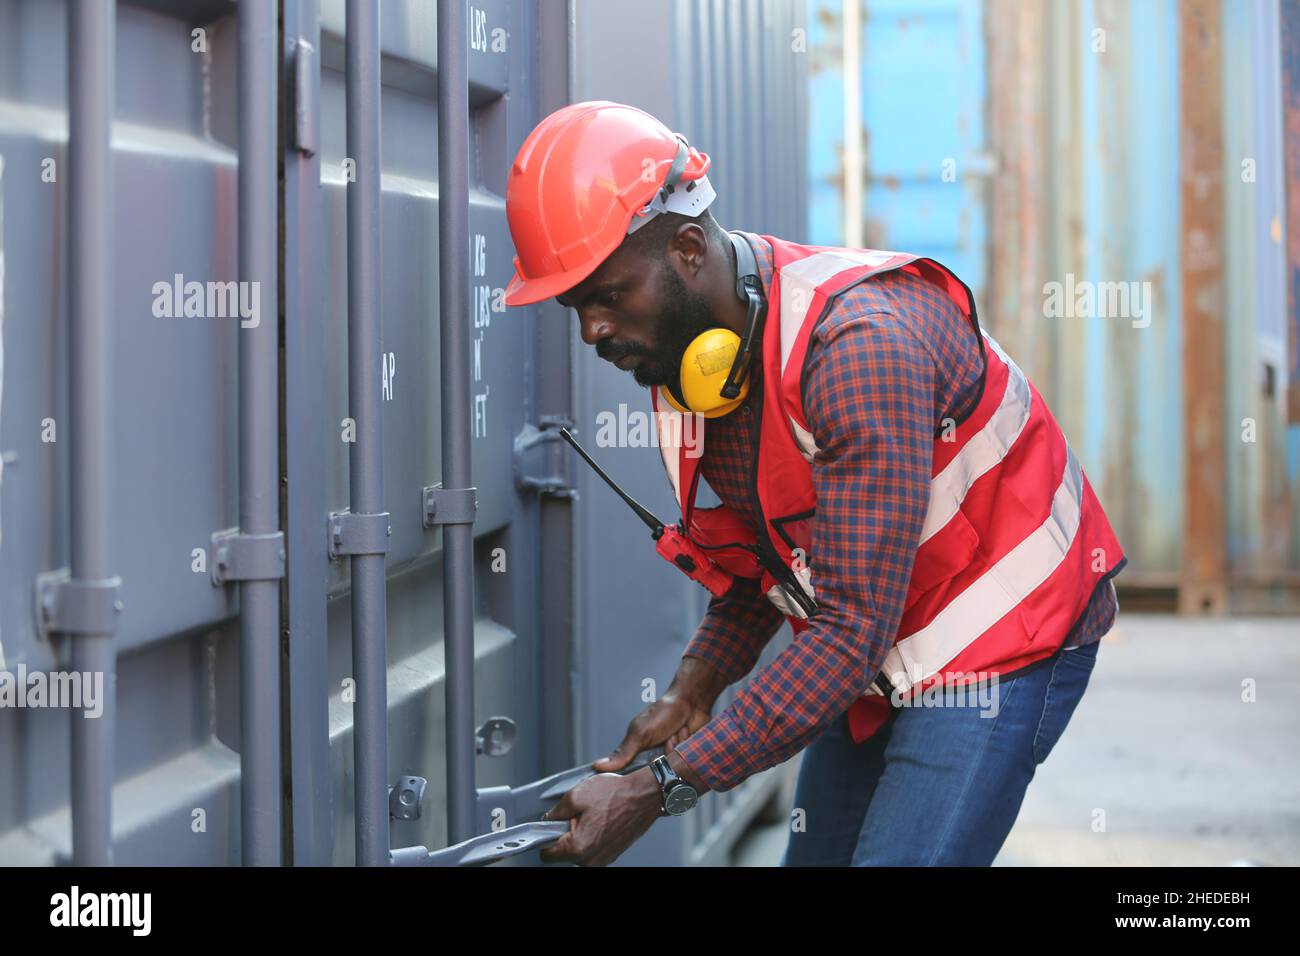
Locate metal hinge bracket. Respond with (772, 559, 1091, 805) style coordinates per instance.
(291, 38, 318, 156)
(34, 569, 123, 641)
(327, 510, 391, 559)
(422, 483, 477, 528)
(210, 529, 286, 586)
(513, 415, 578, 499)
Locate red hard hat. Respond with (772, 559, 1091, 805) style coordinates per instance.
(503, 101, 713, 307)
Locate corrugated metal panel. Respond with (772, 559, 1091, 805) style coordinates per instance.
(1286, 0, 1300, 423)
(984, 0, 1299, 605)
(817, 0, 1297, 603)
(987, 0, 1186, 582)
(1, 0, 247, 863)
(1054, 0, 1185, 585)
(807, 1, 848, 243)
(0, 0, 812, 867)
(0, 0, 567, 865)
(806, 0, 987, 293)
(1222, 0, 1300, 600)
(861, 0, 987, 296)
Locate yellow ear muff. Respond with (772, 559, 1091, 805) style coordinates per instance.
(671, 326, 751, 418)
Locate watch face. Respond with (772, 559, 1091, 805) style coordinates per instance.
(664, 784, 698, 815)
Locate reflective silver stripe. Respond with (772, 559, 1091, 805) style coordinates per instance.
(789, 414, 819, 461)
(763, 565, 816, 619)
(778, 249, 903, 375)
(781, 248, 901, 285)
(883, 442, 1085, 693)
(919, 332, 1032, 545)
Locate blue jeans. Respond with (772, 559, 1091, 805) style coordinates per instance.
(780, 638, 1100, 866)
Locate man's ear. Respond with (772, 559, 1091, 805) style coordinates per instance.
(670, 222, 709, 275)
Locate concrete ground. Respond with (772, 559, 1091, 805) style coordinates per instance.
(732, 614, 1300, 866)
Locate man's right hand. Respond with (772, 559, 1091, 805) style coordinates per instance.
(593, 657, 728, 773)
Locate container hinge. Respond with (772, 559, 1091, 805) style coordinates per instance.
(422, 484, 478, 528)
(327, 510, 391, 559)
(210, 529, 286, 586)
(34, 570, 123, 640)
(513, 416, 578, 499)
(291, 38, 318, 156)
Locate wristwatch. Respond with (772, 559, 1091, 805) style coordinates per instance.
(650, 754, 699, 816)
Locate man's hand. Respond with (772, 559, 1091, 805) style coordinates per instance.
(538, 767, 662, 866)
(593, 657, 727, 773)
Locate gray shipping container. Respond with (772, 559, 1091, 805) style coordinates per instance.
(0, 0, 808, 866)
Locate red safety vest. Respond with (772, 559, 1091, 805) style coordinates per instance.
(650, 235, 1125, 743)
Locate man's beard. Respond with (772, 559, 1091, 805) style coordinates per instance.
(628, 262, 718, 390)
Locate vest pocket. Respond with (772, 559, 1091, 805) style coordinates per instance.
(906, 509, 980, 602)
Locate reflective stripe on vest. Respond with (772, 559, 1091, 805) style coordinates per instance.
(882, 439, 1085, 694)
(919, 334, 1031, 547)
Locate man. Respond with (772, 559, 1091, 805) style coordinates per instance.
(503, 100, 1125, 867)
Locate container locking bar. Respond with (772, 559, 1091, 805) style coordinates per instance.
(209, 529, 286, 586)
(473, 745, 665, 833)
(390, 821, 572, 867)
(389, 746, 665, 867)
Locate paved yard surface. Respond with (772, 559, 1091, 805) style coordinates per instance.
(732, 615, 1300, 867)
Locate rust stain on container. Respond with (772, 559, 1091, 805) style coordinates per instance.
(1179, 0, 1228, 614)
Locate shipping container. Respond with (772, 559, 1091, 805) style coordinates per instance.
(0, 0, 808, 866)
(812, 0, 1300, 613)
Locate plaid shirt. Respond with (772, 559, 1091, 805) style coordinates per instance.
(672, 232, 1120, 793)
